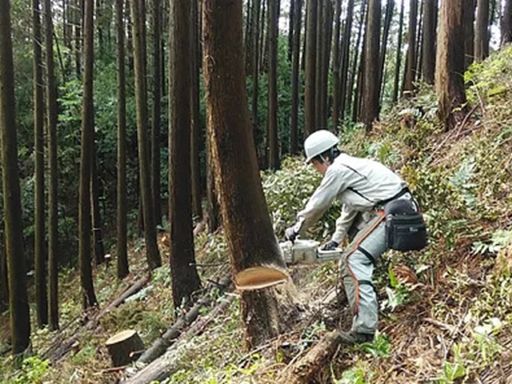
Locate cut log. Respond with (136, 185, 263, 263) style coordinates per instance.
(278, 330, 344, 384)
(234, 265, 289, 290)
(136, 275, 232, 364)
(44, 274, 150, 362)
(106, 330, 145, 367)
(122, 295, 236, 384)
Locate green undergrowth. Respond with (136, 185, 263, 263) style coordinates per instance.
(3, 46, 512, 384)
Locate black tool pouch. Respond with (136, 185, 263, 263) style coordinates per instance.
(384, 199, 427, 251)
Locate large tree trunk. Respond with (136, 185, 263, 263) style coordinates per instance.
(131, 0, 161, 271)
(422, 0, 436, 84)
(191, 0, 203, 219)
(360, 0, 380, 130)
(436, 0, 467, 130)
(403, 0, 418, 96)
(168, 0, 202, 307)
(464, 0, 476, 70)
(34, 0, 48, 328)
(0, 0, 32, 353)
(79, 0, 98, 309)
(267, 0, 280, 169)
(304, 0, 317, 134)
(339, 0, 354, 120)
(45, 0, 60, 330)
(290, 0, 302, 154)
(116, 0, 129, 279)
(151, 0, 162, 225)
(502, 0, 512, 45)
(475, 0, 490, 61)
(203, 0, 301, 349)
(392, 0, 405, 102)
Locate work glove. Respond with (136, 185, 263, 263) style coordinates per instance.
(285, 226, 299, 243)
(321, 240, 339, 251)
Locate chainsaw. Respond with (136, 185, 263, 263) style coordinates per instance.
(279, 238, 343, 264)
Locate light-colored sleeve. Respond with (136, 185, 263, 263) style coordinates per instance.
(331, 204, 358, 243)
(297, 167, 345, 233)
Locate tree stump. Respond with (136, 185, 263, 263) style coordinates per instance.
(106, 330, 144, 367)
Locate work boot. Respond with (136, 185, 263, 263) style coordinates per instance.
(338, 330, 374, 345)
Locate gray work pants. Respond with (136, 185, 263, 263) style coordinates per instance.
(339, 214, 387, 335)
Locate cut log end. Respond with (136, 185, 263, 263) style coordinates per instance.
(106, 330, 144, 367)
(234, 265, 289, 291)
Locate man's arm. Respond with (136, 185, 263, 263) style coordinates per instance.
(331, 204, 359, 244)
(296, 167, 345, 234)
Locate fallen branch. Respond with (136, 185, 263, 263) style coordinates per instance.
(122, 294, 236, 384)
(136, 275, 232, 365)
(278, 330, 344, 384)
(44, 274, 151, 362)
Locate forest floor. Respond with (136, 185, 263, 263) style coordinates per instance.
(2, 47, 512, 384)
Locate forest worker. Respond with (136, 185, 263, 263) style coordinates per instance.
(285, 130, 423, 345)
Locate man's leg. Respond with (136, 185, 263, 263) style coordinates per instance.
(340, 221, 387, 336)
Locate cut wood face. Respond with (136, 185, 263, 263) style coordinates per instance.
(234, 266, 289, 291)
(106, 329, 137, 345)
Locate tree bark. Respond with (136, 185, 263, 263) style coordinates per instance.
(422, 0, 436, 84)
(44, 0, 60, 330)
(378, 0, 395, 102)
(168, 0, 202, 307)
(436, 0, 467, 130)
(116, 0, 129, 279)
(79, 0, 98, 309)
(314, 0, 323, 129)
(304, 0, 317, 134)
(403, 0, 418, 96)
(0, 0, 32, 353)
(331, 0, 342, 129)
(0, 233, 7, 313)
(278, 330, 344, 384)
(190, 0, 203, 219)
(360, 0, 380, 130)
(251, 0, 261, 154)
(34, 0, 48, 328)
(290, 0, 302, 153)
(475, 0, 490, 61)
(131, 0, 162, 271)
(502, 0, 512, 45)
(339, 0, 354, 120)
(267, 0, 280, 169)
(319, 0, 333, 130)
(392, 0, 405, 102)
(151, 0, 162, 225)
(288, 0, 295, 62)
(91, 142, 105, 265)
(348, 0, 366, 120)
(203, 0, 301, 349)
(464, 0, 476, 70)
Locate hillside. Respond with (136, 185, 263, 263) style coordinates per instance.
(2, 46, 512, 384)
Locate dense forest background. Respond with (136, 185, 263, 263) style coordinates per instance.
(1, 0, 512, 382)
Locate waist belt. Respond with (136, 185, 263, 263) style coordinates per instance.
(374, 187, 411, 209)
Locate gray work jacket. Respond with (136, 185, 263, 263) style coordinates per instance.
(297, 153, 406, 243)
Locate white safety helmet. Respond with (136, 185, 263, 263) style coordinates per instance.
(304, 130, 339, 163)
